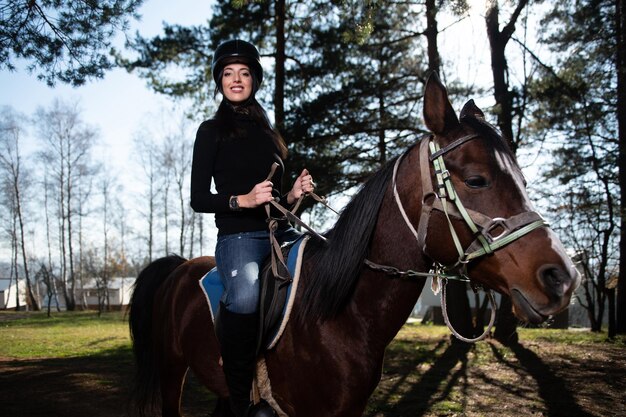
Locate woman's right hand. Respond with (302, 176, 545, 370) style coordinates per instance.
(239, 180, 275, 208)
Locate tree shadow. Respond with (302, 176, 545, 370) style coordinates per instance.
(507, 342, 595, 417)
(0, 346, 214, 417)
(0, 346, 134, 417)
(370, 339, 472, 416)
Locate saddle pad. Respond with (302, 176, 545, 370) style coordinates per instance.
(199, 235, 309, 350)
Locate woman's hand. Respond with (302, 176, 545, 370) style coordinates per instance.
(287, 169, 315, 204)
(239, 180, 275, 208)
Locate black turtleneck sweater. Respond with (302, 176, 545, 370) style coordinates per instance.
(190, 116, 289, 236)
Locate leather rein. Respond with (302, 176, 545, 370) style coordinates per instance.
(365, 134, 549, 342)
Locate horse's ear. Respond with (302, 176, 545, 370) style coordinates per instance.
(423, 72, 459, 135)
(460, 99, 485, 120)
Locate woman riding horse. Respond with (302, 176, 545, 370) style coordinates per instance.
(131, 72, 579, 417)
(190, 39, 314, 417)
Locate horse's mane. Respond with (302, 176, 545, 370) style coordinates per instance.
(297, 155, 400, 323)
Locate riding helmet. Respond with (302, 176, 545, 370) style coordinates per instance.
(211, 39, 263, 86)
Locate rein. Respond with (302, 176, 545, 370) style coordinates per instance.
(366, 134, 548, 342)
(264, 163, 331, 282)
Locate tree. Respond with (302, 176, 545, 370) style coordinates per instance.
(616, 0, 626, 335)
(170, 125, 194, 258)
(0, 106, 38, 310)
(531, 0, 618, 336)
(133, 133, 160, 262)
(36, 99, 99, 310)
(0, 0, 143, 86)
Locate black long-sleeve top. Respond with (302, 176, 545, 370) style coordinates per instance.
(190, 117, 289, 236)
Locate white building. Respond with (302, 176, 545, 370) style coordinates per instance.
(0, 278, 27, 309)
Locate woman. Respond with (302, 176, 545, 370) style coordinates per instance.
(190, 39, 314, 417)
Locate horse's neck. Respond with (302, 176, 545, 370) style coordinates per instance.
(350, 172, 430, 349)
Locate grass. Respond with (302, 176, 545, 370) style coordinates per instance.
(0, 310, 131, 359)
(0, 311, 624, 417)
(518, 326, 626, 345)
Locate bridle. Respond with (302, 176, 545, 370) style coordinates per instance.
(365, 133, 549, 342)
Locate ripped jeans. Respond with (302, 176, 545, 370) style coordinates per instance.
(215, 227, 301, 314)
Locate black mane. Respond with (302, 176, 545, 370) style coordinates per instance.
(297, 156, 400, 323)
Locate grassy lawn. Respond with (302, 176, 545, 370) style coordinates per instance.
(0, 310, 131, 358)
(0, 311, 624, 417)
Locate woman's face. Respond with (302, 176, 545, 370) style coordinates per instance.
(221, 63, 253, 103)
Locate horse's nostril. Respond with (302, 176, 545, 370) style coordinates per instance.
(539, 265, 569, 297)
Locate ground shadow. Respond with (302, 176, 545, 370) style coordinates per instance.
(0, 346, 214, 417)
(508, 342, 595, 417)
(0, 346, 134, 417)
(366, 339, 472, 416)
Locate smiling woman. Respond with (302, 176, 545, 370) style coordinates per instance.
(221, 64, 253, 103)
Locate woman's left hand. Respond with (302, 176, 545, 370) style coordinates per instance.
(288, 169, 315, 204)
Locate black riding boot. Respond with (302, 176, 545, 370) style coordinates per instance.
(215, 302, 260, 417)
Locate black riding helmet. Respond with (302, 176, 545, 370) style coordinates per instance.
(211, 39, 263, 87)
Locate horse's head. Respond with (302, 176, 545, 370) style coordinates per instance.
(419, 73, 579, 324)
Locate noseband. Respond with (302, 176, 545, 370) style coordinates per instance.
(366, 133, 549, 342)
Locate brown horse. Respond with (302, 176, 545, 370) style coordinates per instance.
(129, 74, 579, 417)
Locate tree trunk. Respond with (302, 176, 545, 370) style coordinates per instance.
(66, 156, 77, 311)
(149, 179, 154, 262)
(16, 188, 38, 310)
(485, 0, 529, 152)
(608, 288, 616, 338)
(616, 0, 626, 335)
(11, 227, 20, 311)
(274, 0, 286, 133)
(377, 48, 387, 165)
(425, 0, 441, 74)
(493, 295, 519, 345)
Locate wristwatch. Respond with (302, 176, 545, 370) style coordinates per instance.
(229, 195, 241, 211)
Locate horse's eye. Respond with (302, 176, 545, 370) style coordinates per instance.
(465, 176, 489, 189)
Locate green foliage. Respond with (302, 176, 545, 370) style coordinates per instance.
(284, 2, 428, 196)
(0, 0, 144, 86)
(232, 0, 265, 8)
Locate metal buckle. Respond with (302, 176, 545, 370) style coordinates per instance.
(485, 217, 509, 241)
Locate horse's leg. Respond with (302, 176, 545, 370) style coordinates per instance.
(160, 356, 188, 417)
(185, 311, 231, 414)
(178, 277, 231, 415)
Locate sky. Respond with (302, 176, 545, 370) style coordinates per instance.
(0, 0, 214, 172)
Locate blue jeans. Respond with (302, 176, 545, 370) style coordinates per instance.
(215, 227, 301, 314)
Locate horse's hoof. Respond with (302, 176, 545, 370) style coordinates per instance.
(247, 400, 277, 417)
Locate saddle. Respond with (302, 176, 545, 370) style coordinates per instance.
(199, 235, 309, 353)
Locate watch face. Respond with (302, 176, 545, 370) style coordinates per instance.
(230, 196, 239, 210)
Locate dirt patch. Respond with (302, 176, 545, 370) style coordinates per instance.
(1, 334, 624, 416)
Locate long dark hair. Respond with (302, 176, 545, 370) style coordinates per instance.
(213, 69, 288, 158)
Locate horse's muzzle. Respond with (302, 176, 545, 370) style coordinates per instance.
(511, 263, 580, 324)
